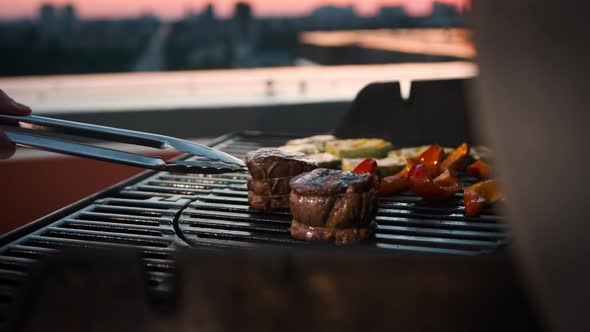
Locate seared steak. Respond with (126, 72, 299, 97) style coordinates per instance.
(290, 220, 373, 245)
(245, 148, 318, 211)
(247, 178, 291, 196)
(288, 168, 377, 245)
(245, 148, 318, 180)
(248, 192, 291, 211)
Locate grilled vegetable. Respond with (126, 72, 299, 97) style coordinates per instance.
(388, 145, 453, 159)
(342, 156, 405, 177)
(378, 157, 418, 195)
(352, 158, 379, 186)
(464, 179, 503, 217)
(441, 143, 471, 173)
(417, 144, 445, 177)
(388, 145, 430, 159)
(466, 160, 492, 180)
(326, 139, 393, 159)
(407, 164, 461, 200)
(277, 144, 321, 154)
(308, 152, 341, 169)
(286, 135, 336, 152)
(352, 158, 377, 175)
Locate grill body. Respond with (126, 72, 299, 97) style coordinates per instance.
(0, 132, 512, 329)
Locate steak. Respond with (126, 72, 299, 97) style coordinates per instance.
(288, 168, 378, 245)
(248, 192, 291, 211)
(245, 148, 318, 180)
(247, 178, 291, 196)
(245, 148, 318, 211)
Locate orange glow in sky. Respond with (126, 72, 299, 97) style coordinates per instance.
(0, 0, 470, 20)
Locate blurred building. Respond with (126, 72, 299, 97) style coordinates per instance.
(202, 3, 215, 23)
(234, 2, 253, 39)
(165, 3, 229, 70)
(378, 6, 412, 28)
(231, 2, 259, 67)
(63, 4, 78, 35)
(310, 6, 357, 30)
(38, 4, 60, 48)
(36, 3, 158, 51)
(426, 2, 466, 27)
(0, 0, 468, 76)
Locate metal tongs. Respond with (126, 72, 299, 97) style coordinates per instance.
(0, 114, 247, 174)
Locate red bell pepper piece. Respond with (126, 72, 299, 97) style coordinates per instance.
(464, 179, 503, 217)
(441, 143, 470, 173)
(400, 157, 418, 177)
(466, 160, 492, 180)
(417, 144, 444, 176)
(407, 164, 461, 200)
(352, 158, 377, 175)
(378, 174, 406, 195)
(433, 168, 458, 187)
(378, 157, 418, 195)
(352, 158, 379, 187)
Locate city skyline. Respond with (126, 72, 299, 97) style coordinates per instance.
(0, 0, 470, 20)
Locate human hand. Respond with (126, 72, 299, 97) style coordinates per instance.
(0, 89, 32, 159)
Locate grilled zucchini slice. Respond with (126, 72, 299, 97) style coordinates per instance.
(277, 144, 321, 154)
(326, 139, 393, 159)
(286, 135, 336, 152)
(309, 152, 341, 169)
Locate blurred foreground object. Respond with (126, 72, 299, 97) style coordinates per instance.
(473, 0, 590, 330)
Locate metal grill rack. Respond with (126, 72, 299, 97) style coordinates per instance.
(179, 181, 507, 254)
(0, 131, 508, 326)
(178, 171, 506, 255)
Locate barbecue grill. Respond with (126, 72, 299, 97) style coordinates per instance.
(0, 75, 549, 331)
(0, 130, 523, 329)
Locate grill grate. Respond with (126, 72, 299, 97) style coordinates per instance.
(177, 174, 507, 255)
(0, 132, 508, 326)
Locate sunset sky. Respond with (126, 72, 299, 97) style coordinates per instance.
(0, 0, 470, 20)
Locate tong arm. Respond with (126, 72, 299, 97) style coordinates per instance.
(0, 114, 165, 149)
(4, 130, 166, 169)
(0, 114, 245, 166)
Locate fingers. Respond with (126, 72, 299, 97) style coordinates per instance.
(0, 89, 32, 116)
(0, 129, 16, 160)
(0, 89, 27, 159)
